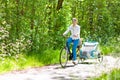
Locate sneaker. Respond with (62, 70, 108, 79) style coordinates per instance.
(72, 60, 78, 65)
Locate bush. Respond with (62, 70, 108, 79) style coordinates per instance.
(0, 27, 32, 60)
(0, 49, 60, 73)
(100, 36, 120, 55)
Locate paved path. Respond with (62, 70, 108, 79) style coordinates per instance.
(0, 56, 120, 80)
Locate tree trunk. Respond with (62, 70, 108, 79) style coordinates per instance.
(57, 0, 64, 10)
(30, 1, 35, 51)
(16, 0, 20, 38)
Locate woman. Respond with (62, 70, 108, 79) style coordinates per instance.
(63, 18, 80, 65)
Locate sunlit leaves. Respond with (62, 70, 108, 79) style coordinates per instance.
(0, 0, 119, 54)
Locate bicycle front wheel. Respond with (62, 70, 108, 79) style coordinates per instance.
(59, 47, 68, 68)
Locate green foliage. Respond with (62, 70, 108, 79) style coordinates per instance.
(92, 69, 120, 80)
(0, 0, 120, 73)
(0, 0, 120, 53)
(0, 27, 31, 60)
(100, 46, 114, 55)
(0, 49, 60, 74)
(0, 58, 14, 73)
(39, 49, 59, 65)
(100, 37, 120, 55)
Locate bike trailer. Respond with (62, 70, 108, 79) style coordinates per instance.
(80, 41, 100, 59)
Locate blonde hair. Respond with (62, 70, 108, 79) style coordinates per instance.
(72, 18, 78, 23)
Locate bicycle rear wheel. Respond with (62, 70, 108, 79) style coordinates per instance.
(98, 53, 103, 62)
(59, 47, 68, 68)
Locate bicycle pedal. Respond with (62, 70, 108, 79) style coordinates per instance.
(69, 55, 72, 60)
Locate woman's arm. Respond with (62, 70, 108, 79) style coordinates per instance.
(63, 27, 70, 36)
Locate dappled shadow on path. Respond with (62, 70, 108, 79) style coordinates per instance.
(54, 64, 75, 69)
(79, 62, 97, 64)
(54, 61, 98, 69)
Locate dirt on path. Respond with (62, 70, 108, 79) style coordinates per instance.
(0, 56, 120, 80)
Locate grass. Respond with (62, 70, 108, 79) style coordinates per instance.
(100, 46, 114, 55)
(0, 42, 120, 77)
(0, 49, 60, 74)
(100, 42, 120, 56)
(90, 69, 120, 80)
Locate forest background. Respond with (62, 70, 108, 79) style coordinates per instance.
(0, 0, 120, 77)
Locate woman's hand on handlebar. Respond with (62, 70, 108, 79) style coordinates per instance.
(62, 34, 69, 38)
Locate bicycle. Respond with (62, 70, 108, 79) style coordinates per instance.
(59, 37, 82, 68)
(59, 37, 103, 68)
